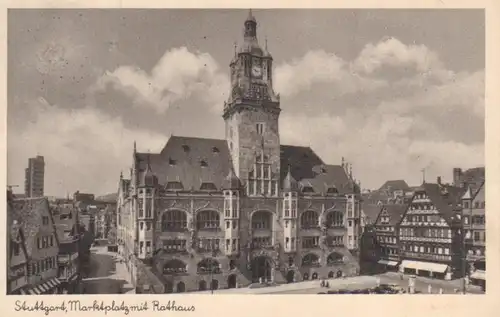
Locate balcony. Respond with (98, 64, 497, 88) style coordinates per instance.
(197, 266, 221, 274)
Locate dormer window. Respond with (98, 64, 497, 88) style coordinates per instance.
(169, 158, 176, 166)
(302, 186, 314, 193)
(326, 187, 338, 194)
(321, 167, 327, 174)
(200, 182, 217, 191)
(200, 160, 208, 168)
(212, 147, 220, 154)
(182, 145, 190, 152)
(165, 181, 184, 191)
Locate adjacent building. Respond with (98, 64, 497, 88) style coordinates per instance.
(117, 11, 362, 293)
(51, 201, 81, 293)
(24, 155, 45, 198)
(373, 204, 406, 272)
(8, 195, 62, 294)
(398, 180, 464, 280)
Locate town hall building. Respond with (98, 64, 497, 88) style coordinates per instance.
(116, 11, 362, 293)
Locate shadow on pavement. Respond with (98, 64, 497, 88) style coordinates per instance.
(88, 252, 117, 278)
(82, 278, 134, 294)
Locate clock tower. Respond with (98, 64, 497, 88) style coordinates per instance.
(223, 10, 281, 197)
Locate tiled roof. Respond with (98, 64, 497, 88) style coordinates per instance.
(11, 197, 56, 259)
(378, 204, 407, 226)
(362, 204, 382, 225)
(362, 191, 391, 205)
(132, 136, 356, 195)
(136, 136, 232, 191)
(419, 183, 466, 224)
(378, 180, 411, 192)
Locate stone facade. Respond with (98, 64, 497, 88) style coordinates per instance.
(116, 11, 361, 293)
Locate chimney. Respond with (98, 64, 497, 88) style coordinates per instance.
(437, 176, 442, 185)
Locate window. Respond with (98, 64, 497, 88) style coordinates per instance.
(139, 241, 144, 253)
(42, 216, 49, 225)
(146, 222, 152, 231)
(146, 241, 151, 253)
(326, 211, 343, 227)
(302, 236, 320, 249)
(252, 211, 272, 229)
(438, 247, 443, 255)
(226, 221, 230, 229)
(162, 239, 187, 253)
(252, 237, 272, 248)
(13, 243, 20, 256)
(300, 210, 319, 229)
(285, 237, 290, 249)
(474, 231, 481, 241)
(232, 220, 237, 229)
(463, 201, 470, 209)
(302, 253, 320, 266)
(256, 123, 265, 135)
(198, 238, 220, 252)
(200, 160, 208, 167)
(196, 210, 220, 230)
(474, 201, 480, 208)
(161, 210, 188, 231)
(50, 235, 53, 246)
(182, 144, 190, 152)
(444, 248, 450, 255)
(37, 238, 41, 249)
(140, 222, 144, 230)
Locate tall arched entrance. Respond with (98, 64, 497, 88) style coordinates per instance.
(251, 256, 272, 282)
(286, 270, 295, 283)
(198, 280, 207, 291)
(176, 281, 186, 293)
(227, 274, 237, 289)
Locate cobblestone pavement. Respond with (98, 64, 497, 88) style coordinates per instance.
(81, 246, 135, 294)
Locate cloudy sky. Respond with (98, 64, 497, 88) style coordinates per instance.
(7, 9, 484, 197)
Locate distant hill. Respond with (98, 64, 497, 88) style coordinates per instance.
(95, 193, 118, 203)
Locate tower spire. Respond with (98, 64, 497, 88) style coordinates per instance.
(133, 141, 137, 154)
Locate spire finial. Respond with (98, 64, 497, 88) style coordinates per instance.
(234, 41, 237, 56)
(349, 164, 353, 178)
(265, 35, 268, 50)
(133, 141, 137, 153)
(120, 170, 123, 179)
(146, 152, 152, 172)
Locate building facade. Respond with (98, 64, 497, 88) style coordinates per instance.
(24, 155, 45, 198)
(398, 181, 464, 280)
(51, 201, 81, 294)
(117, 11, 362, 293)
(8, 196, 62, 294)
(373, 204, 406, 272)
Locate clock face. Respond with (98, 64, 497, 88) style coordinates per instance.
(252, 65, 262, 78)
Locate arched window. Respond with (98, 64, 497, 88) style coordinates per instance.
(196, 210, 220, 230)
(197, 258, 221, 274)
(301, 253, 320, 267)
(326, 211, 344, 228)
(327, 252, 344, 266)
(161, 210, 187, 231)
(162, 259, 187, 274)
(301, 210, 319, 229)
(252, 211, 272, 230)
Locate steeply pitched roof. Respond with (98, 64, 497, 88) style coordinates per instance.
(131, 137, 356, 195)
(419, 183, 466, 224)
(11, 197, 56, 259)
(136, 136, 232, 191)
(377, 204, 407, 226)
(378, 180, 411, 192)
(362, 204, 383, 225)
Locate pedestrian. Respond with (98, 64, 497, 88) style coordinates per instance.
(427, 284, 432, 294)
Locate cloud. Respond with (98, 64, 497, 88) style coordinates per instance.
(9, 36, 484, 195)
(274, 50, 387, 98)
(7, 97, 168, 196)
(94, 47, 230, 114)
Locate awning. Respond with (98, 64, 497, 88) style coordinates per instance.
(46, 280, 55, 288)
(38, 284, 48, 293)
(401, 260, 448, 273)
(19, 289, 27, 295)
(471, 270, 486, 280)
(378, 260, 399, 266)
